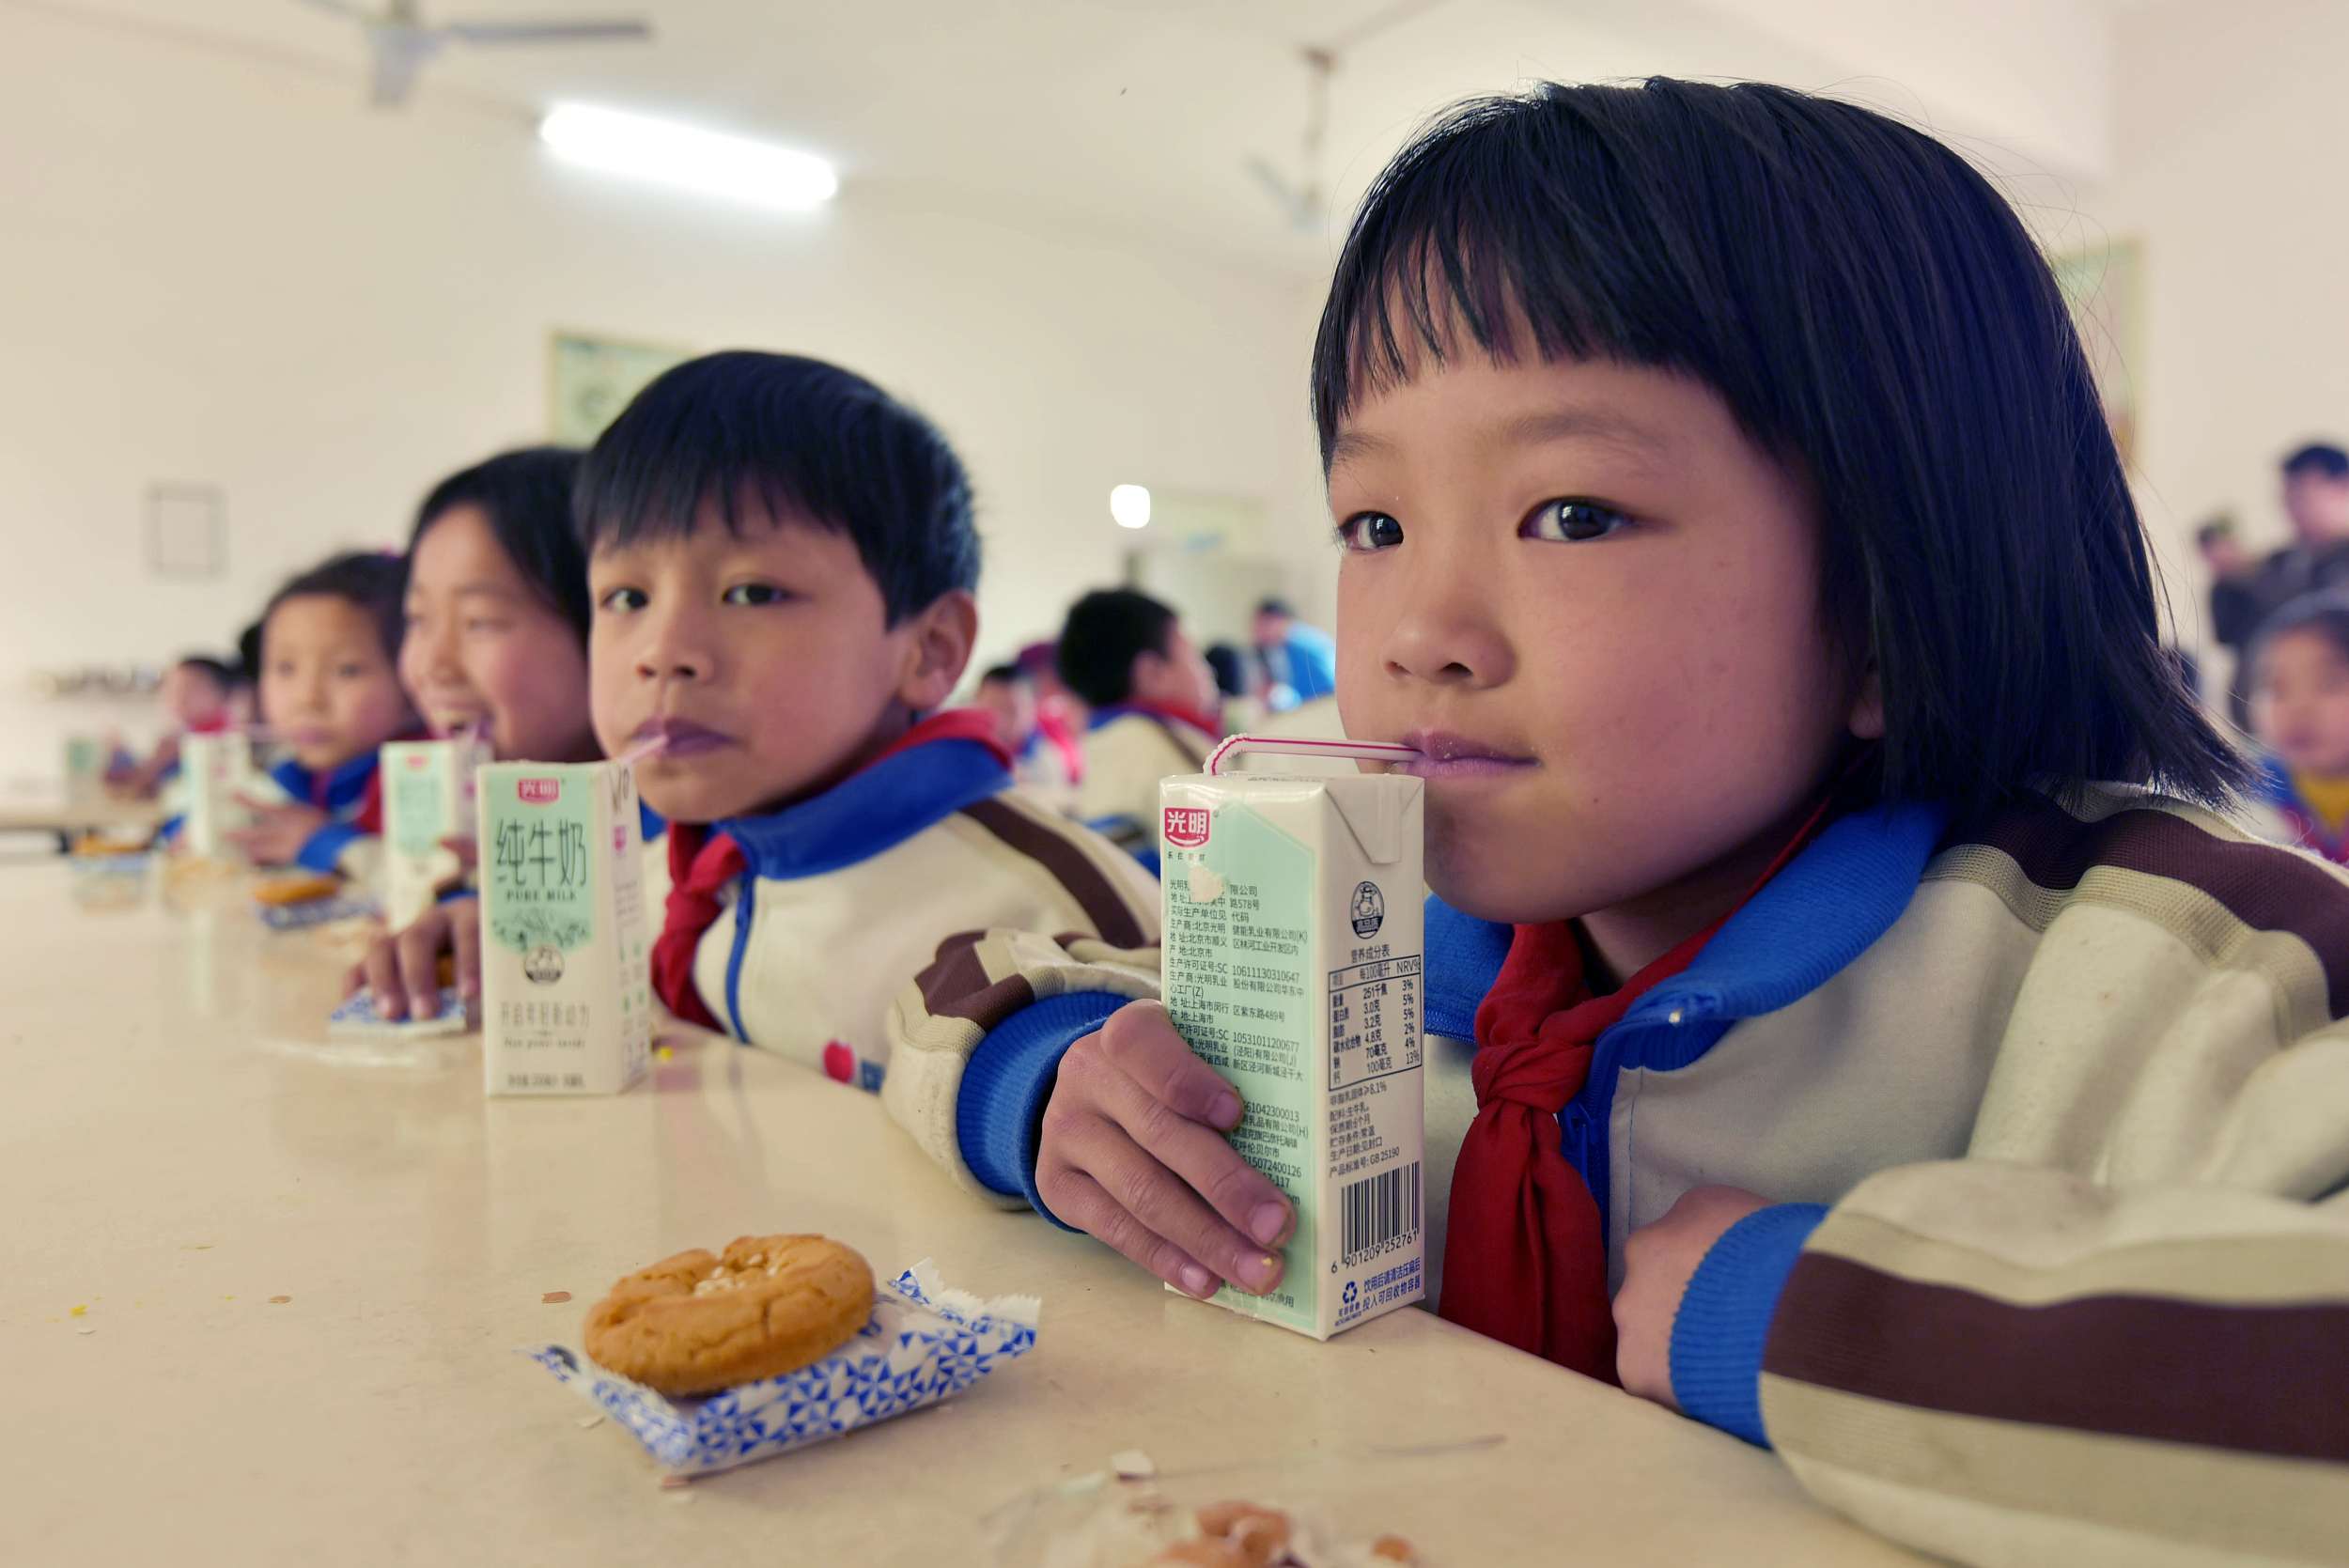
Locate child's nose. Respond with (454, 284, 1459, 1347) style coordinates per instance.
(634, 604, 714, 683)
(1381, 568, 1513, 689)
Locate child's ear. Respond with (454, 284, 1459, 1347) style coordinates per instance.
(896, 590, 979, 712)
(1847, 661, 1885, 741)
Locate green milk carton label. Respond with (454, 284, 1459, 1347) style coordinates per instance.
(1163, 801, 1319, 1331)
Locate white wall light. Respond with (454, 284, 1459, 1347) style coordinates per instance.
(538, 104, 838, 211)
(1110, 484, 1153, 530)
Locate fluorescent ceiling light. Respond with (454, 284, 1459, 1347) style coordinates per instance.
(538, 103, 838, 211)
(1110, 484, 1152, 530)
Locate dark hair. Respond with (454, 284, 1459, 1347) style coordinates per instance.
(412, 446, 589, 644)
(1311, 78, 2246, 814)
(2253, 592, 2349, 675)
(978, 662, 1028, 687)
(574, 350, 978, 624)
(1204, 642, 1249, 697)
(174, 655, 236, 691)
(1256, 598, 1296, 620)
(235, 620, 264, 687)
(2282, 443, 2349, 482)
(1058, 589, 1178, 708)
(2195, 519, 2236, 550)
(263, 551, 407, 665)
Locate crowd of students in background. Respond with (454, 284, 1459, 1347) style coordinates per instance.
(2200, 440, 2349, 862)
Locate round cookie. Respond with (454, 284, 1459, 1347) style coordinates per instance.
(583, 1234, 875, 1396)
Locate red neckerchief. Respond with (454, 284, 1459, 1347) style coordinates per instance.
(1437, 787, 1843, 1377)
(648, 710, 1011, 1030)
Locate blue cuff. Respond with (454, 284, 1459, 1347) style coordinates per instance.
(295, 821, 364, 874)
(157, 814, 185, 845)
(1670, 1202, 1828, 1447)
(956, 990, 1127, 1224)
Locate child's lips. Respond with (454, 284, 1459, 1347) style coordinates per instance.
(632, 718, 736, 759)
(1392, 729, 1538, 779)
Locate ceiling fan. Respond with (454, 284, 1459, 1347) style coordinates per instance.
(297, 0, 653, 109)
(1247, 0, 1440, 236)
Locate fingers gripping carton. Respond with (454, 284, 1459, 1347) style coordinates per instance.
(479, 760, 651, 1095)
(1159, 737, 1426, 1340)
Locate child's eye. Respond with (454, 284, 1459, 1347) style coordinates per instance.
(1521, 499, 1636, 543)
(463, 618, 507, 635)
(723, 582, 789, 607)
(1336, 513, 1406, 552)
(599, 587, 647, 613)
(336, 662, 366, 679)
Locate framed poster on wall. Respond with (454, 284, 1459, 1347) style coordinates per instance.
(548, 331, 693, 445)
(2049, 238, 2143, 463)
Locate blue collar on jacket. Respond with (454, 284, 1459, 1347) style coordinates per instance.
(1424, 799, 1951, 1242)
(268, 750, 379, 815)
(713, 737, 1012, 881)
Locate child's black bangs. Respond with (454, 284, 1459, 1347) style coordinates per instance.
(1313, 92, 1716, 465)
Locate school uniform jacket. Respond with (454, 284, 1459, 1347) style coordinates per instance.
(661, 722, 1159, 1098)
(885, 782, 2349, 1568)
(1073, 705, 1218, 862)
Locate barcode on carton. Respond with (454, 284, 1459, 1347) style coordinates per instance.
(1340, 1160, 1422, 1263)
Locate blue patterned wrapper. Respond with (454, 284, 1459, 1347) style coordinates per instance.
(526, 1259, 1041, 1475)
(257, 893, 381, 930)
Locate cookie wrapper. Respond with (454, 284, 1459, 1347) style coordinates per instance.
(257, 893, 381, 930)
(525, 1259, 1041, 1475)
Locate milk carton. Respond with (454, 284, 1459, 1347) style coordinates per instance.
(62, 736, 109, 801)
(180, 732, 257, 858)
(1159, 737, 1426, 1340)
(381, 737, 490, 928)
(478, 760, 651, 1095)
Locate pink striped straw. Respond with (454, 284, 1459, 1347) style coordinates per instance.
(612, 733, 669, 769)
(1205, 735, 1423, 776)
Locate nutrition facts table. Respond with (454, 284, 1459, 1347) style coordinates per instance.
(1326, 955, 1423, 1090)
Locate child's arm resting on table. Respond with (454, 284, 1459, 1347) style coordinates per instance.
(1633, 1027, 2349, 1568)
(882, 931, 1294, 1297)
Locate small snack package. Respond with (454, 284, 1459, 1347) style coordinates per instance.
(380, 736, 490, 928)
(1159, 737, 1427, 1341)
(252, 871, 379, 930)
(527, 1259, 1040, 1476)
(478, 759, 651, 1095)
(327, 986, 474, 1040)
(179, 732, 257, 859)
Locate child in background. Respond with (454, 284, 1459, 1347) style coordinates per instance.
(1057, 588, 1223, 865)
(348, 445, 599, 1018)
(110, 655, 238, 799)
(2248, 592, 2349, 861)
(579, 350, 1157, 1122)
(226, 551, 417, 876)
(975, 662, 1077, 806)
(891, 79, 2349, 1567)
(1015, 639, 1087, 782)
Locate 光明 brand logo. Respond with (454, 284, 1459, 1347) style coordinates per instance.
(517, 778, 561, 804)
(1351, 881, 1386, 938)
(1164, 808, 1209, 848)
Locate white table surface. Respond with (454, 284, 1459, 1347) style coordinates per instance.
(5, 861, 1923, 1566)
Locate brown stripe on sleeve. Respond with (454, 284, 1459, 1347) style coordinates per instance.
(960, 798, 1150, 950)
(1766, 1250, 2349, 1464)
(1966, 793, 2349, 1017)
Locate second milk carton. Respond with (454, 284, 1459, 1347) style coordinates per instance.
(1159, 737, 1426, 1340)
(380, 737, 490, 928)
(478, 760, 651, 1095)
(179, 732, 257, 858)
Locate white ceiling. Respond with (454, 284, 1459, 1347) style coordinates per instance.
(29, 0, 2127, 272)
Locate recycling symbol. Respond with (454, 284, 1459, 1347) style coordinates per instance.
(1343, 1281, 1360, 1306)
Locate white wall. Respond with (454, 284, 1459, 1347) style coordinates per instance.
(0, 6, 1315, 770)
(2097, 0, 2349, 661)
